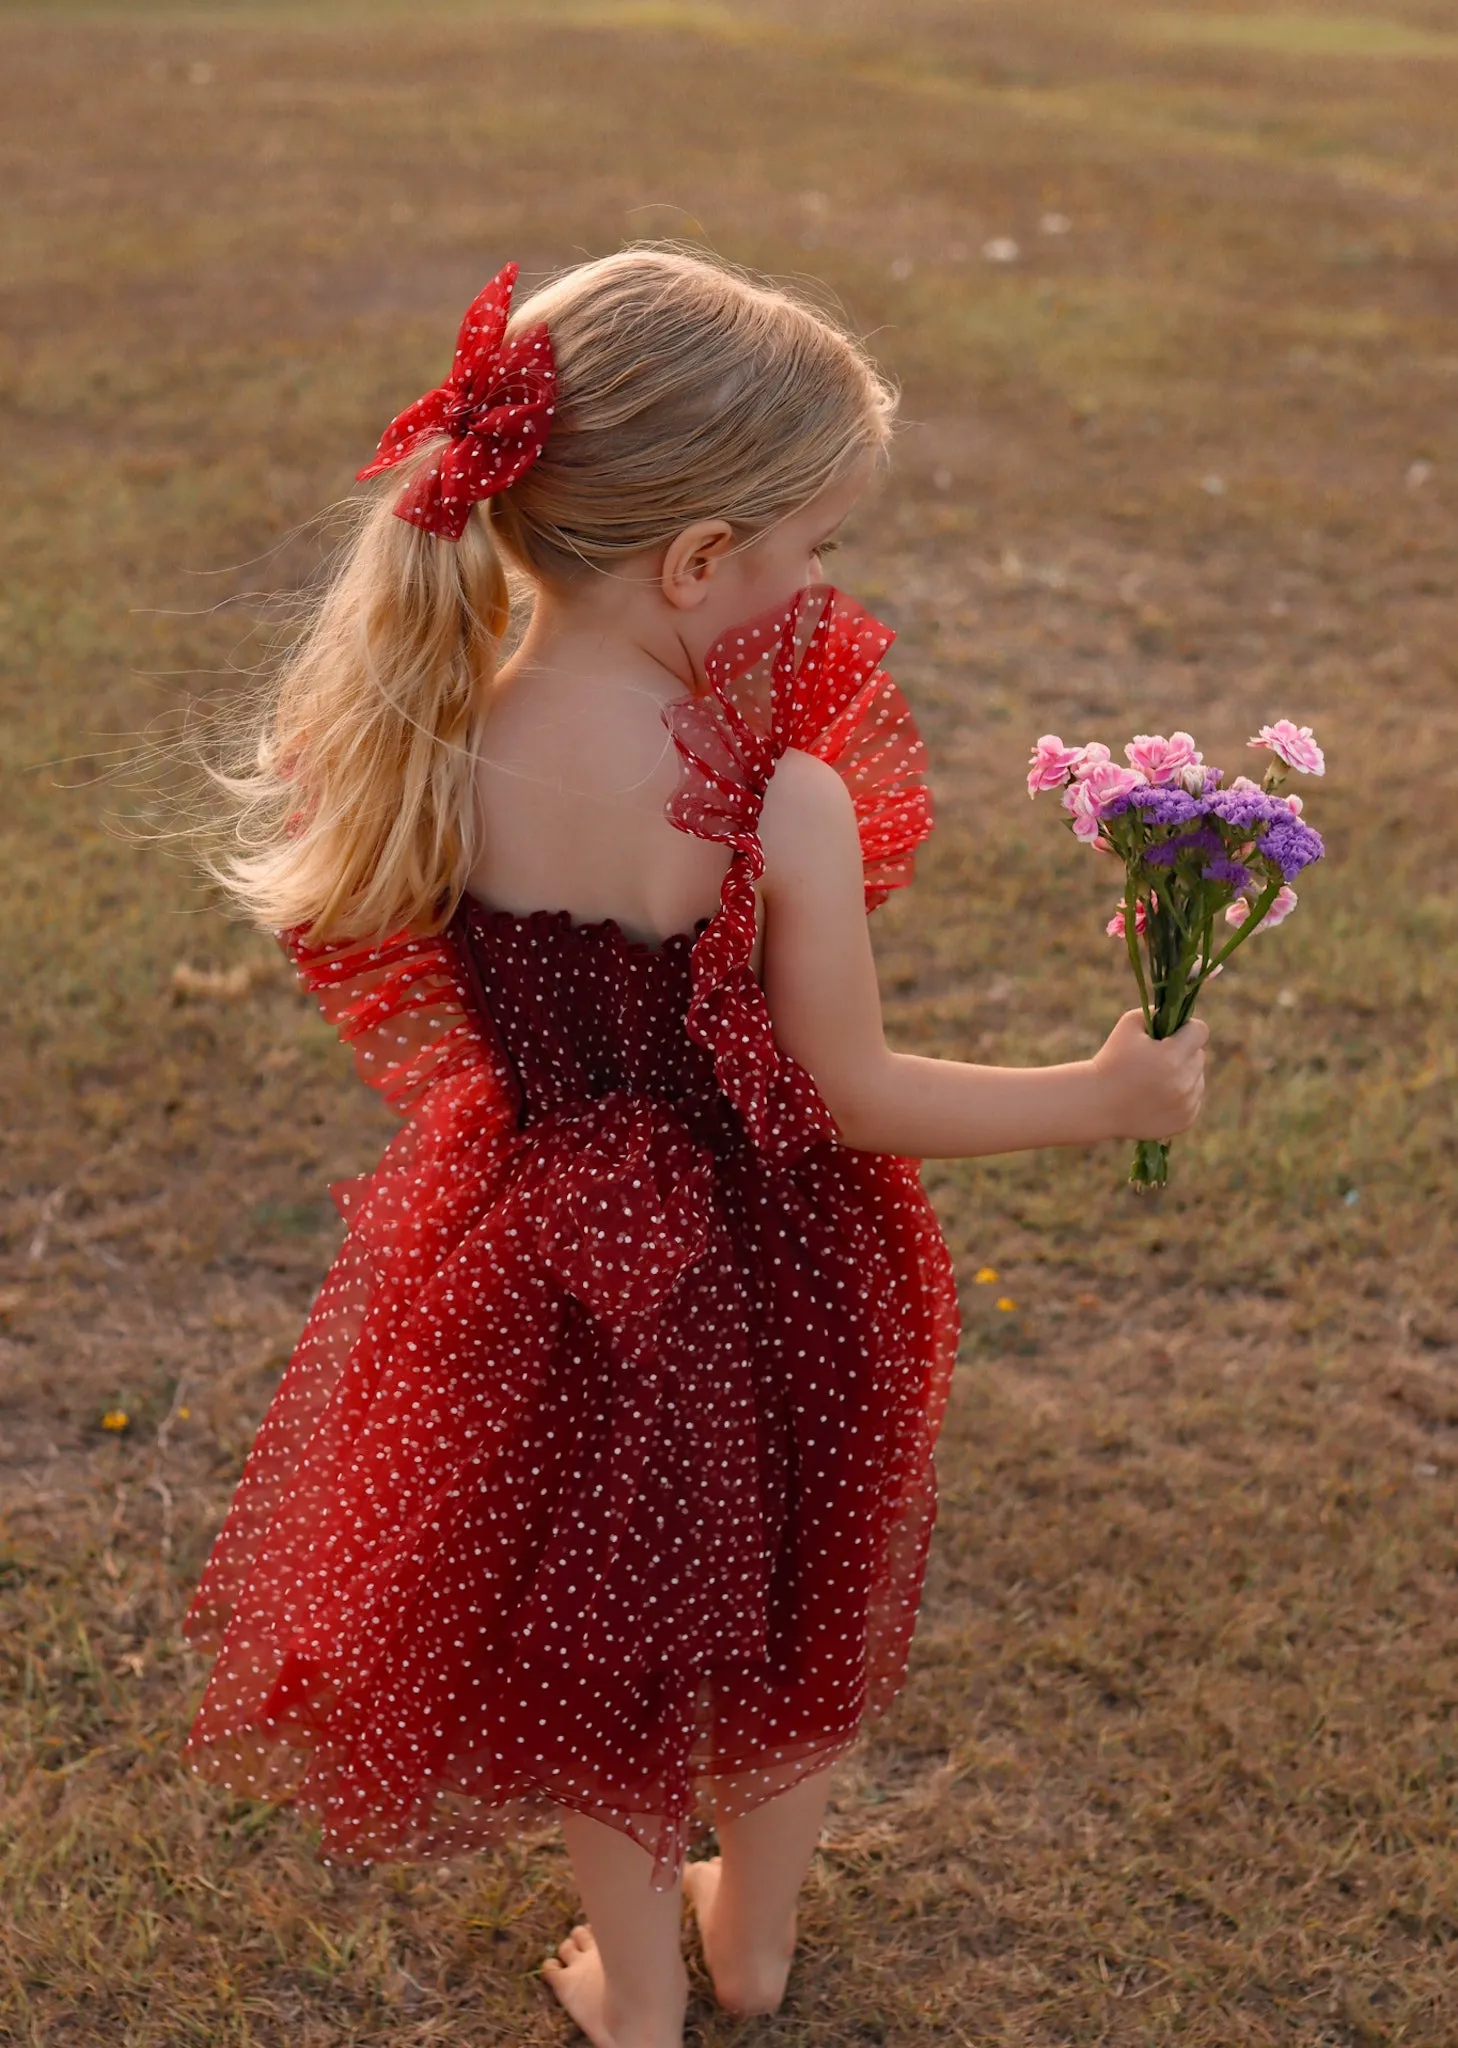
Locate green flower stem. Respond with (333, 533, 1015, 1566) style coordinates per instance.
(1161, 887, 1195, 939)
(1204, 871, 1285, 974)
(1147, 891, 1177, 1015)
(1130, 881, 1211, 1187)
(1158, 960, 1189, 1035)
(1129, 1137, 1171, 1189)
(1156, 903, 1203, 1035)
(1173, 897, 1218, 1027)
(1123, 874, 1153, 1028)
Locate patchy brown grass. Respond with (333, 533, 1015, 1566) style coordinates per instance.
(2, 2, 1455, 2042)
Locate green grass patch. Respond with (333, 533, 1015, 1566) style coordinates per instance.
(1137, 8, 1458, 62)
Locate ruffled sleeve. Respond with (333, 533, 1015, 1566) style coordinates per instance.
(280, 922, 520, 1121)
(661, 581, 935, 1163)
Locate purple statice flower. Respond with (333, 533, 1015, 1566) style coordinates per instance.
(1257, 816, 1325, 880)
(1203, 856, 1252, 888)
(1104, 784, 1203, 825)
(1143, 826, 1227, 868)
(1206, 787, 1286, 831)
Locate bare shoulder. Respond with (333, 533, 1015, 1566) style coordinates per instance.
(757, 746, 861, 884)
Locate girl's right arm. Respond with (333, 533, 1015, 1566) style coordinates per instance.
(757, 749, 1208, 1161)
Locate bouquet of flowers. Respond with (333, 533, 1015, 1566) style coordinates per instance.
(1027, 719, 1327, 1189)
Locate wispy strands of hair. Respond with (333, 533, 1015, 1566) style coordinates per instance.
(210, 481, 505, 942)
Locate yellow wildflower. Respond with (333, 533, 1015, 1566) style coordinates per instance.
(974, 1267, 999, 1284)
(100, 1410, 130, 1432)
(996, 1297, 1017, 1313)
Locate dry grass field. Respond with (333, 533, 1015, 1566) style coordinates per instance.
(2, 2, 1456, 2042)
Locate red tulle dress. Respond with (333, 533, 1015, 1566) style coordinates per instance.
(180, 582, 962, 1889)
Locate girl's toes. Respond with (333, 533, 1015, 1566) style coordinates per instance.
(570, 1922, 595, 1952)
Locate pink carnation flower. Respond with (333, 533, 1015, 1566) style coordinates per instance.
(1125, 731, 1202, 785)
(1026, 734, 1090, 798)
(1063, 781, 1102, 842)
(1062, 759, 1145, 841)
(1070, 741, 1112, 779)
(1268, 884, 1299, 927)
(1085, 759, 1147, 805)
(1225, 884, 1298, 931)
(1248, 720, 1324, 775)
(1105, 897, 1151, 939)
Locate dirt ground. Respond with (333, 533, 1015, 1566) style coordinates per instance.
(1, 3, 1455, 2043)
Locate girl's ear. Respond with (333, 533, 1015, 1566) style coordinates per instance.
(660, 518, 736, 610)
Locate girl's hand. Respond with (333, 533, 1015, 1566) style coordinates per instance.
(1091, 1009, 1209, 1141)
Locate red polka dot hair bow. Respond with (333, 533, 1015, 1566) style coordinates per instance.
(356, 260, 557, 542)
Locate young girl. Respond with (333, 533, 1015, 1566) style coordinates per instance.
(180, 246, 1207, 2048)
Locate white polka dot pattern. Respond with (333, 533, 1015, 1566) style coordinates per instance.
(663, 581, 935, 1160)
(179, 582, 961, 1893)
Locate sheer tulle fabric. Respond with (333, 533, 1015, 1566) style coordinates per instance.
(180, 583, 961, 1890)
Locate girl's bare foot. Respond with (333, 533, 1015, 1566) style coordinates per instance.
(683, 1856, 797, 2015)
(542, 1923, 687, 2048)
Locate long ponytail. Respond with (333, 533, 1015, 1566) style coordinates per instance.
(211, 442, 511, 942)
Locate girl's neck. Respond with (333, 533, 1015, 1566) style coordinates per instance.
(497, 574, 701, 707)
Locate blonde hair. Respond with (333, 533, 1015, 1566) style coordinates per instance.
(212, 244, 899, 943)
